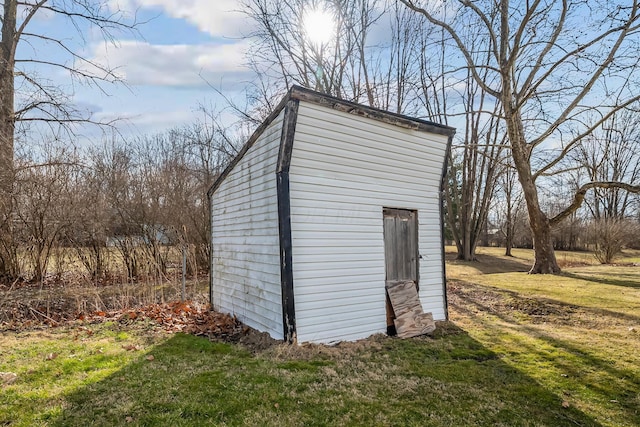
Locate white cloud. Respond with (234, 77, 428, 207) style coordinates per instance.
(108, 0, 249, 37)
(84, 39, 251, 87)
(97, 108, 196, 131)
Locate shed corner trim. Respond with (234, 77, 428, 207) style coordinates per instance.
(440, 133, 455, 320)
(277, 98, 300, 343)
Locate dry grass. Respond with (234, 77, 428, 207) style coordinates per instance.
(0, 276, 209, 329)
(445, 245, 640, 278)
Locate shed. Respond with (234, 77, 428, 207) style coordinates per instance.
(208, 86, 455, 344)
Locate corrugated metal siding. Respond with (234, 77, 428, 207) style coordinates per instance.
(289, 102, 448, 344)
(210, 111, 284, 340)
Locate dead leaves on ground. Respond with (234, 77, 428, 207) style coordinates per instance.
(2, 299, 245, 343)
(1, 372, 18, 385)
(122, 344, 143, 351)
(88, 301, 246, 340)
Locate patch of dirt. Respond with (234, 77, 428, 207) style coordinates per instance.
(261, 324, 464, 360)
(447, 280, 637, 328)
(431, 320, 467, 337)
(261, 333, 388, 361)
(235, 329, 280, 353)
(0, 372, 18, 386)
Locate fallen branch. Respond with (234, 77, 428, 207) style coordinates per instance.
(28, 306, 60, 325)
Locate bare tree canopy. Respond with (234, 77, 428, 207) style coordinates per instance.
(570, 108, 640, 221)
(401, 0, 640, 273)
(243, 0, 386, 108)
(0, 0, 139, 279)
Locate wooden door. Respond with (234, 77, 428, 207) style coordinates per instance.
(383, 208, 419, 282)
(383, 208, 419, 333)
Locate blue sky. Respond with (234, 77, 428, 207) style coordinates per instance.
(18, 0, 255, 141)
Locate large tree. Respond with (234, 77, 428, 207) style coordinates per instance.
(438, 32, 507, 261)
(0, 0, 136, 279)
(244, 0, 509, 261)
(401, 0, 640, 273)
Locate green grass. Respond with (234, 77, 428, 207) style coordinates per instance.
(1, 325, 598, 426)
(446, 247, 640, 427)
(0, 324, 161, 426)
(1, 247, 638, 426)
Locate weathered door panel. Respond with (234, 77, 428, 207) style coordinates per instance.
(383, 208, 419, 333)
(383, 208, 418, 283)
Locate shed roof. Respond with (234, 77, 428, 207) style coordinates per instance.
(207, 86, 456, 198)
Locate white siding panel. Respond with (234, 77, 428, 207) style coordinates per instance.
(292, 276, 384, 294)
(210, 111, 284, 340)
(290, 102, 449, 344)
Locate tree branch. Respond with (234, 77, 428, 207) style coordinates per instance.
(533, 94, 640, 180)
(399, 0, 501, 98)
(528, 3, 640, 143)
(550, 181, 640, 226)
(14, 0, 48, 48)
(516, 0, 567, 101)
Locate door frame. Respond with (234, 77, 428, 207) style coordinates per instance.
(382, 207, 420, 334)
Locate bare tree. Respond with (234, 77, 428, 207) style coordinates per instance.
(572, 108, 640, 221)
(566, 107, 640, 261)
(169, 109, 239, 271)
(496, 161, 524, 256)
(359, 0, 422, 112)
(83, 106, 235, 280)
(243, 0, 396, 106)
(411, 9, 507, 261)
(67, 169, 110, 281)
(401, 0, 640, 273)
(12, 142, 81, 282)
(443, 56, 507, 260)
(589, 218, 639, 264)
(0, 0, 138, 280)
(89, 138, 146, 280)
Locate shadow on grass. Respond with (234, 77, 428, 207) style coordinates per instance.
(446, 252, 531, 274)
(562, 271, 640, 289)
(451, 279, 640, 325)
(51, 331, 601, 426)
(452, 289, 640, 426)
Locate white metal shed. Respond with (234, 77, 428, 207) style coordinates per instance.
(208, 86, 455, 344)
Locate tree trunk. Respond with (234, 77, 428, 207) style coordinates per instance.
(506, 108, 560, 274)
(527, 207, 560, 274)
(457, 242, 478, 261)
(504, 237, 513, 257)
(0, 0, 17, 280)
(504, 207, 513, 257)
(0, 0, 16, 196)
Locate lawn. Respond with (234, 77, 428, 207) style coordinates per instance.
(1, 248, 638, 426)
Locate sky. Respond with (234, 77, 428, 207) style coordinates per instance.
(17, 0, 257, 142)
(15, 0, 636, 150)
